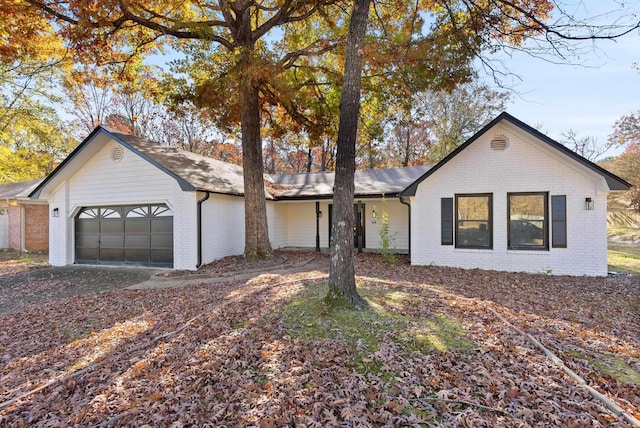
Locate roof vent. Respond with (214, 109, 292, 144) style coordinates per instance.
(490, 135, 509, 150)
(111, 146, 124, 162)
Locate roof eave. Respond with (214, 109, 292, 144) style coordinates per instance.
(400, 112, 632, 196)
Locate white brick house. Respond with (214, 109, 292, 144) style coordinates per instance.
(30, 112, 630, 275)
(402, 113, 629, 276)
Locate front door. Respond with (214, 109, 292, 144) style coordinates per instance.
(328, 203, 365, 251)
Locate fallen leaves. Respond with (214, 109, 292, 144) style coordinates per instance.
(0, 251, 639, 426)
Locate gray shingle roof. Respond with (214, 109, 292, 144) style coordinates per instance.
(28, 125, 433, 200)
(269, 166, 431, 199)
(0, 179, 43, 199)
(112, 129, 430, 199)
(109, 131, 249, 196)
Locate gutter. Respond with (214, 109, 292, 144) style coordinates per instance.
(399, 196, 411, 263)
(196, 191, 211, 268)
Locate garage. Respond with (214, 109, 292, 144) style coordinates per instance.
(75, 204, 173, 267)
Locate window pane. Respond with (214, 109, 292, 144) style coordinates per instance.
(456, 195, 491, 248)
(509, 194, 546, 249)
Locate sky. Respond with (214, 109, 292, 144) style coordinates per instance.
(478, 1, 640, 159)
(143, 1, 639, 160)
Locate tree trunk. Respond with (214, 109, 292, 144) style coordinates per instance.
(306, 146, 312, 172)
(403, 128, 410, 167)
(239, 57, 273, 260)
(326, 0, 370, 310)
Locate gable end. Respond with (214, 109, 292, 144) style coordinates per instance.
(400, 112, 631, 196)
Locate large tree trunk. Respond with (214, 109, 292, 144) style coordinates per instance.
(326, 0, 370, 310)
(239, 56, 273, 260)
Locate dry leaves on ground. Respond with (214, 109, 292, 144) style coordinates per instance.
(1, 251, 639, 427)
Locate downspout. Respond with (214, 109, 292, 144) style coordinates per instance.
(315, 201, 320, 252)
(399, 196, 411, 263)
(196, 191, 211, 268)
(20, 203, 26, 252)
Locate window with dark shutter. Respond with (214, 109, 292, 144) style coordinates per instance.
(455, 194, 493, 249)
(551, 195, 567, 248)
(441, 198, 453, 245)
(508, 192, 548, 250)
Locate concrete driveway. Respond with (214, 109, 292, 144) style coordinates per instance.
(0, 265, 161, 315)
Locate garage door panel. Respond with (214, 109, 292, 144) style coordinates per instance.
(76, 248, 99, 261)
(76, 221, 99, 234)
(151, 249, 173, 264)
(125, 235, 150, 248)
(100, 248, 125, 261)
(75, 204, 173, 268)
(150, 234, 172, 248)
(151, 218, 172, 233)
(100, 220, 124, 234)
(100, 234, 125, 248)
(76, 233, 99, 247)
(126, 220, 150, 233)
(126, 249, 150, 263)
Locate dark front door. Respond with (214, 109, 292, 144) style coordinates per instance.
(75, 204, 173, 267)
(328, 203, 366, 251)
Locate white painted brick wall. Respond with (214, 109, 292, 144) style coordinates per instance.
(411, 122, 609, 276)
(50, 141, 199, 270)
(48, 181, 69, 266)
(272, 199, 409, 251)
(0, 202, 8, 248)
(201, 194, 245, 263)
(267, 202, 287, 249)
(365, 199, 409, 252)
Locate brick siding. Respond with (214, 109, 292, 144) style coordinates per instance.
(24, 204, 49, 251)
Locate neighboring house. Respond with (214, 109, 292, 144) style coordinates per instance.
(29, 112, 631, 275)
(0, 179, 48, 252)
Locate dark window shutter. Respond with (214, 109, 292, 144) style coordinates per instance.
(551, 195, 567, 248)
(441, 198, 453, 245)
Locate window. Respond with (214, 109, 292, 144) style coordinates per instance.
(455, 194, 492, 249)
(551, 195, 567, 248)
(508, 193, 548, 250)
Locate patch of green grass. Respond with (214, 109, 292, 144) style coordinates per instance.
(399, 314, 470, 353)
(282, 282, 473, 371)
(608, 244, 640, 275)
(566, 349, 640, 385)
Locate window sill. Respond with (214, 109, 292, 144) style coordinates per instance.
(507, 249, 550, 255)
(454, 248, 493, 252)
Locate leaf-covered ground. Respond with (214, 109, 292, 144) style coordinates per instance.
(1, 252, 639, 427)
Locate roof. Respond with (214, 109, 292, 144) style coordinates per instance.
(0, 178, 43, 199)
(110, 130, 248, 196)
(269, 166, 431, 199)
(401, 112, 632, 196)
(30, 126, 250, 199)
(29, 125, 431, 200)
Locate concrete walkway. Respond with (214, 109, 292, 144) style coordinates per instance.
(127, 258, 329, 290)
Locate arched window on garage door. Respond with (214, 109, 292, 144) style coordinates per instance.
(75, 204, 173, 268)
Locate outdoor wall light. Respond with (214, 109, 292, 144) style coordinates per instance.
(585, 197, 594, 211)
(317, 210, 322, 218)
(52, 207, 59, 217)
